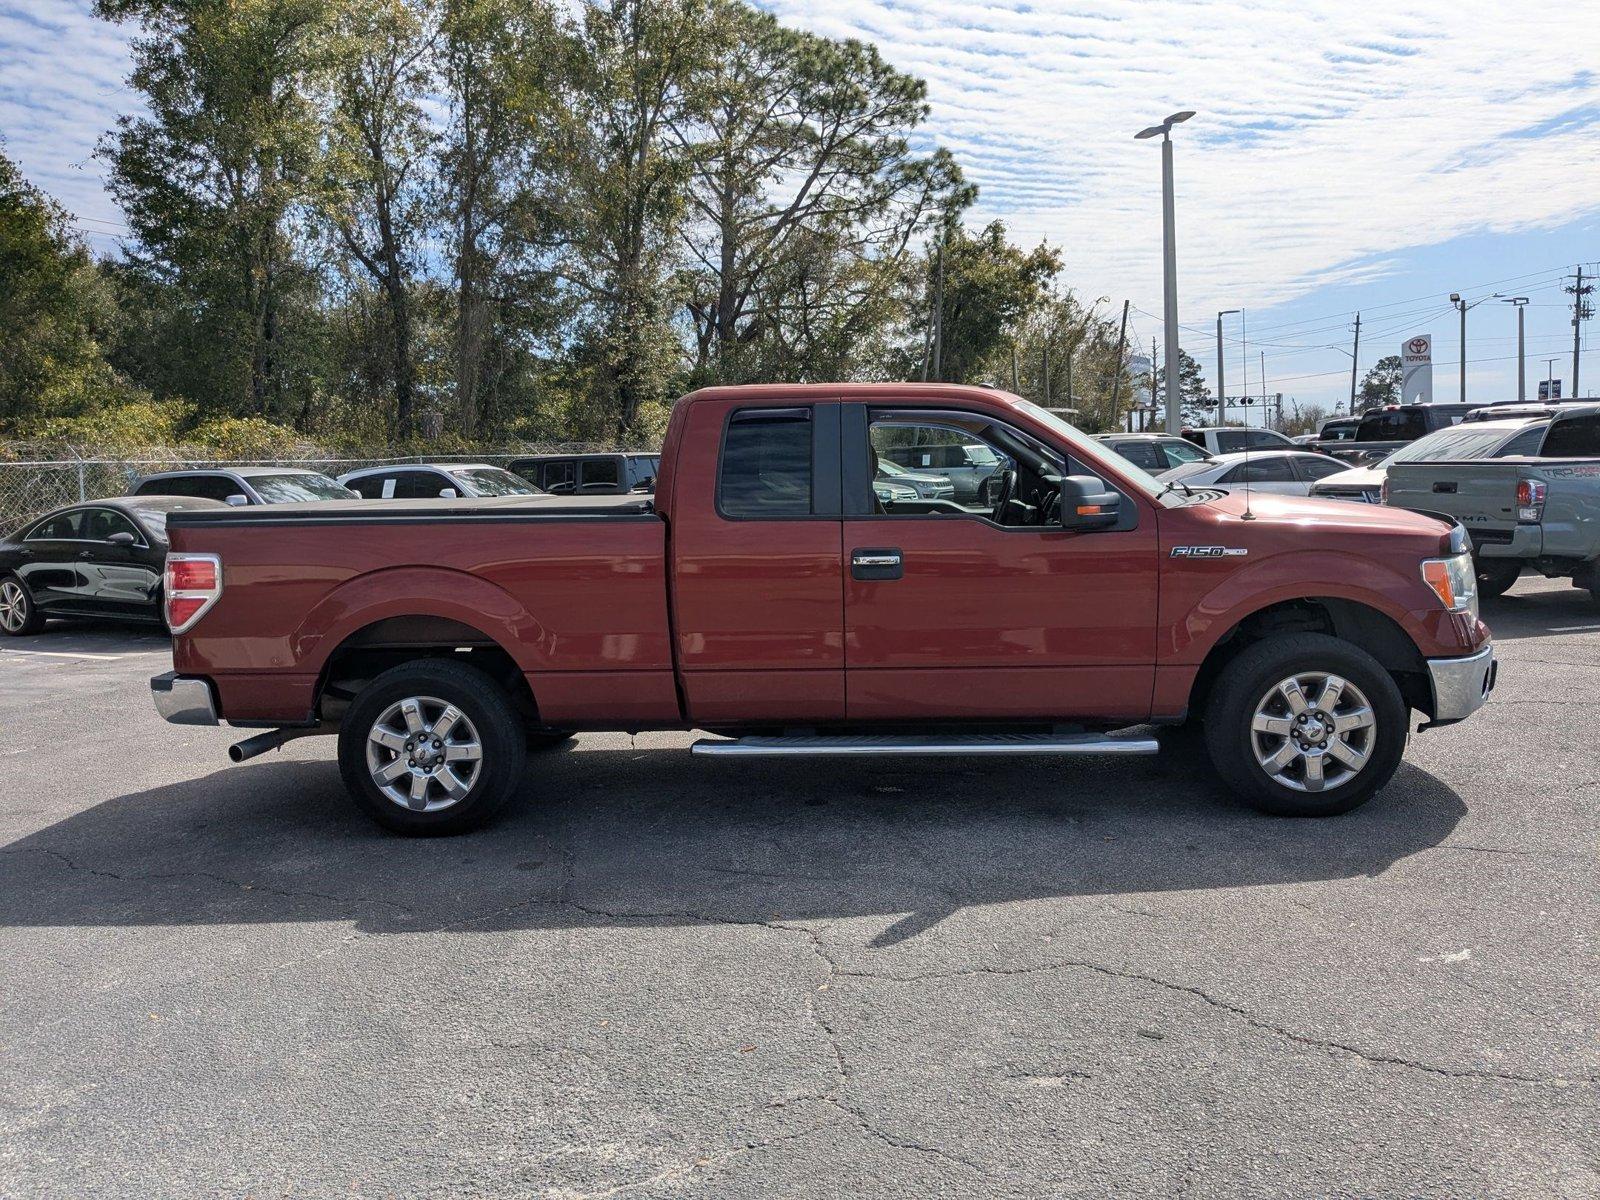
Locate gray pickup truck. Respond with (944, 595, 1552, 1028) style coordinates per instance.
(1383, 404, 1600, 600)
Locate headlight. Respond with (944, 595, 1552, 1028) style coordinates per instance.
(1421, 553, 1478, 619)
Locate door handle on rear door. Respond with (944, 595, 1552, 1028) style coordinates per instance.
(851, 548, 902, 581)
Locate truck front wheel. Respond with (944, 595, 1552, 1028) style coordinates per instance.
(337, 659, 527, 836)
(1203, 634, 1408, 817)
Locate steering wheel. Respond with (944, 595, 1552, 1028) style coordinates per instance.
(989, 468, 1017, 523)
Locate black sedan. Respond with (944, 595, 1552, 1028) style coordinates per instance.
(0, 496, 227, 636)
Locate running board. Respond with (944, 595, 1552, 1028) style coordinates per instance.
(691, 732, 1160, 758)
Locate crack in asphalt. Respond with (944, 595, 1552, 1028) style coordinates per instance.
(0, 844, 412, 914)
(831, 958, 1596, 1087)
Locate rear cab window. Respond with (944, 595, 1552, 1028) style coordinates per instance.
(719, 408, 814, 518)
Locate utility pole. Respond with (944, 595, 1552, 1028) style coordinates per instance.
(1348, 312, 1361, 412)
(1010, 344, 1019, 392)
(1109, 300, 1130, 428)
(1501, 297, 1529, 401)
(931, 234, 946, 381)
(1569, 265, 1593, 398)
(1042, 334, 1050, 407)
(1455, 295, 1467, 403)
(1216, 309, 1238, 424)
(1260, 351, 1267, 427)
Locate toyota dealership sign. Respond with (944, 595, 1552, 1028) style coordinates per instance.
(1401, 334, 1433, 404)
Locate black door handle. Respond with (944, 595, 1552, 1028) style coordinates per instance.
(851, 548, 903, 581)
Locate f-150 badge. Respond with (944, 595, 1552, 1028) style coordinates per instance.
(1170, 546, 1248, 558)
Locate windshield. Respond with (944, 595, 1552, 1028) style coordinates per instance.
(1010, 399, 1168, 501)
(248, 472, 357, 503)
(451, 467, 540, 496)
(1384, 425, 1526, 463)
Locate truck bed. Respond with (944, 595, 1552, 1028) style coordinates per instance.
(166, 492, 678, 727)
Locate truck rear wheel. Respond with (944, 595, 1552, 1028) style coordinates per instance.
(337, 659, 527, 836)
(1203, 633, 1407, 817)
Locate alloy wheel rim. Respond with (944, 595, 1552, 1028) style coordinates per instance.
(0, 582, 25, 632)
(364, 695, 483, 813)
(1250, 671, 1376, 793)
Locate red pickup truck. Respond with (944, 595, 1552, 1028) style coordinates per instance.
(151, 384, 1496, 834)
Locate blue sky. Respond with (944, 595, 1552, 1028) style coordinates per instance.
(3, 0, 1597, 411)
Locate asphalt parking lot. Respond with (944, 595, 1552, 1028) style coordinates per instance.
(2, 576, 1597, 1199)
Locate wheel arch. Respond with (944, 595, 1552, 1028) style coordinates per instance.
(1186, 595, 1432, 722)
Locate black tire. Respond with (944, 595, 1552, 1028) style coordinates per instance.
(1474, 557, 1520, 600)
(1203, 633, 1408, 817)
(0, 573, 45, 637)
(337, 659, 527, 836)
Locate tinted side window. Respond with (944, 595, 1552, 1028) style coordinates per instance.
(136, 476, 198, 498)
(1114, 442, 1165, 471)
(349, 474, 395, 498)
(1541, 416, 1600, 458)
(541, 461, 578, 491)
(28, 510, 85, 540)
(1224, 457, 1295, 483)
(1214, 431, 1247, 452)
(1494, 428, 1546, 457)
(1245, 430, 1290, 449)
(82, 509, 143, 542)
(1295, 457, 1348, 482)
(582, 458, 620, 488)
(719, 409, 812, 518)
(393, 471, 447, 499)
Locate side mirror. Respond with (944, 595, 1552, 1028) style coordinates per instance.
(225, 494, 250, 507)
(107, 531, 137, 547)
(1058, 476, 1121, 531)
(438, 487, 459, 499)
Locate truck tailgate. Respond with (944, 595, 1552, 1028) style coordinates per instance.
(1384, 461, 1519, 547)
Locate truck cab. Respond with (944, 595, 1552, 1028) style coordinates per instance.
(150, 384, 1496, 835)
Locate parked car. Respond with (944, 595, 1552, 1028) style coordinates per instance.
(1095, 433, 1214, 473)
(1309, 418, 1550, 506)
(1158, 450, 1352, 495)
(875, 457, 955, 500)
(0, 496, 227, 636)
(133, 466, 356, 505)
(1180, 426, 1298, 455)
(508, 453, 660, 495)
(1460, 402, 1574, 423)
(151, 382, 1493, 835)
(338, 463, 543, 500)
(877, 439, 1006, 502)
(1383, 404, 1600, 600)
(872, 478, 921, 507)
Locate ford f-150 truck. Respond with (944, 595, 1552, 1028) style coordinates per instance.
(1383, 403, 1600, 601)
(150, 384, 1496, 834)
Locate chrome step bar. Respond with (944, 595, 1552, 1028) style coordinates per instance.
(691, 732, 1160, 758)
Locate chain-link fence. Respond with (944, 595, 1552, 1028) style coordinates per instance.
(0, 444, 622, 532)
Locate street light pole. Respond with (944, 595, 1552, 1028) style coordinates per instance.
(1136, 111, 1195, 434)
(1216, 308, 1238, 423)
(1449, 291, 1503, 403)
(1503, 297, 1529, 401)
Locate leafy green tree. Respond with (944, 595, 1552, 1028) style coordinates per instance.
(96, 0, 331, 422)
(437, 0, 563, 438)
(923, 220, 1059, 385)
(1359, 354, 1402, 409)
(315, 0, 437, 437)
(675, 2, 961, 384)
(548, 0, 711, 437)
(0, 149, 144, 432)
(1150, 348, 1212, 426)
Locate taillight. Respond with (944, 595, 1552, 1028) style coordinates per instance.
(165, 553, 222, 633)
(1515, 478, 1546, 523)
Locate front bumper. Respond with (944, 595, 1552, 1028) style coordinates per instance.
(1425, 644, 1496, 725)
(151, 671, 219, 726)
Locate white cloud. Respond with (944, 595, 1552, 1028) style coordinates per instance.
(0, 0, 136, 246)
(761, 0, 1600, 322)
(3, 0, 1595, 328)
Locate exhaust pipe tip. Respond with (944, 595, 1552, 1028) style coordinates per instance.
(228, 725, 332, 763)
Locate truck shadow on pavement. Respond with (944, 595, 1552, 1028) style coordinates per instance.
(0, 745, 1465, 944)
